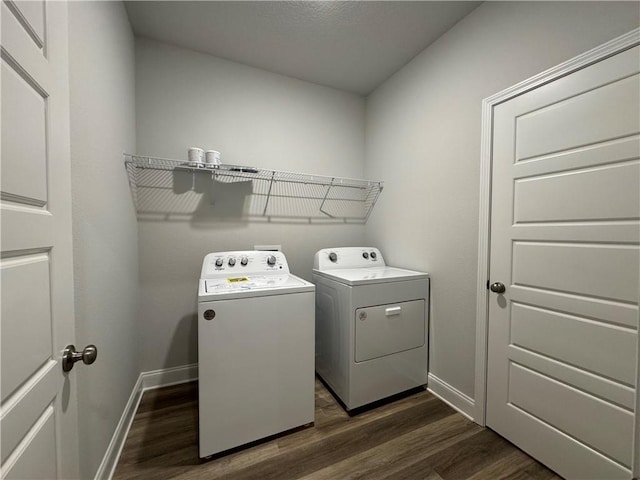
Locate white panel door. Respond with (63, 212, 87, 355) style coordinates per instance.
(487, 45, 640, 480)
(1, 1, 79, 478)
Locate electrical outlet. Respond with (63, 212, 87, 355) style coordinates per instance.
(254, 245, 281, 252)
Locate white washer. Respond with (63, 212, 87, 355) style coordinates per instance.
(313, 247, 429, 410)
(198, 250, 315, 458)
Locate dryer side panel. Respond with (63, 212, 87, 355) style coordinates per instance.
(313, 273, 351, 404)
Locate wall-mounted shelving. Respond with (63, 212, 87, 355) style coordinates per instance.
(124, 154, 383, 222)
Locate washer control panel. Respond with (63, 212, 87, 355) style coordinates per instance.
(313, 247, 385, 271)
(201, 251, 289, 278)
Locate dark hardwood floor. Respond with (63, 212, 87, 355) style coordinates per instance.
(113, 379, 561, 480)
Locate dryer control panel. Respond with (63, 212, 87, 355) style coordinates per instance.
(201, 250, 289, 278)
(313, 247, 385, 271)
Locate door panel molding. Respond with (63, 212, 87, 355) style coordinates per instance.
(474, 27, 640, 477)
(3, 0, 46, 50)
(0, 360, 57, 465)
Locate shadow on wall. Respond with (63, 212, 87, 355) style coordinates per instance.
(164, 313, 199, 369)
(129, 168, 373, 226)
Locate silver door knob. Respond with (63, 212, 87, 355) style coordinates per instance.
(62, 344, 98, 372)
(490, 282, 506, 294)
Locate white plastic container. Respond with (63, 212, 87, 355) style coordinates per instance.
(188, 147, 204, 165)
(205, 150, 221, 167)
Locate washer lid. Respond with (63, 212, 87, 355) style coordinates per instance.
(313, 266, 428, 286)
(198, 273, 314, 300)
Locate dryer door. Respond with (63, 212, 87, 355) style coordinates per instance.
(355, 299, 425, 362)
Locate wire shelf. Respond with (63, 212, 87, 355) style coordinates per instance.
(124, 154, 383, 222)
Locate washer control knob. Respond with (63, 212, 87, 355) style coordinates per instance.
(370, 251, 377, 260)
(267, 255, 277, 266)
(362, 252, 369, 259)
(240, 256, 248, 266)
(228, 257, 236, 267)
(329, 252, 338, 263)
(215, 258, 223, 267)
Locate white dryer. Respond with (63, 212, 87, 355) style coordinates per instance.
(198, 250, 315, 458)
(313, 247, 429, 410)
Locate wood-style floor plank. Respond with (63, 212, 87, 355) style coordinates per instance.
(466, 449, 558, 480)
(424, 428, 514, 479)
(113, 379, 560, 480)
(220, 399, 453, 480)
(297, 415, 481, 480)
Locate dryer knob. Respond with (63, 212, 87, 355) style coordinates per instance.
(228, 257, 236, 267)
(240, 256, 248, 266)
(329, 252, 338, 263)
(267, 255, 277, 266)
(215, 258, 223, 267)
(370, 251, 377, 260)
(362, 252, 369, 259)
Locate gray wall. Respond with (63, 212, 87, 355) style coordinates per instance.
(135, 38, 366, 371)
(68, 2, 138, 478)
(364, 1, 640, 400)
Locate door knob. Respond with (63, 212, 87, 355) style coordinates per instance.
(62, 344, 98, 372)
(490, 282, 506, 294)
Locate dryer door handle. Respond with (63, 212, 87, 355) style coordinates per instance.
(385, 306, 402, 316)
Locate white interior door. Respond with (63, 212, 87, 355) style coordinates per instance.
(486, 45, 640, 480)
(1, 1, 80, 478)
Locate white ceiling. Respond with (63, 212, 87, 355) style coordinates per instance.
(124, 1, 480, 95)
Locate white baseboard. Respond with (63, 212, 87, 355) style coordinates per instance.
(427, 373, 476, 422)
(141, 363, 198, 391)
(94, 364, 199, 480)
(94, 374, 144, 480)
